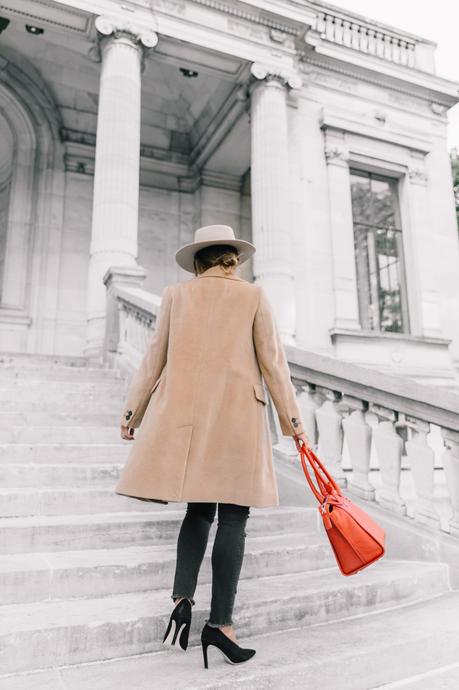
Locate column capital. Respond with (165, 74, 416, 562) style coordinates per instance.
(249, 62, 302, 91)
(89, 15, 158, 63)
(95, 15, 158, 47)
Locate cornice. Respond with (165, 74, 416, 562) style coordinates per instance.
(0, 0, 91, 35)
(184, 0, 303, 35)
(302, 54, 459, 109)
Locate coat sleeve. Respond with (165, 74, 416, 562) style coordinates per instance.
(120, 284, 173, 429)
(252, 285, 305, 437)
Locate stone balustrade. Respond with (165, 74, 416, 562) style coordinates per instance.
(286, 345, 459, 537)
(105, 278, 459, 539)
(315, 11, 417, 68)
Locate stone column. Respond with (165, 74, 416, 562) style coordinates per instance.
(405, 159, 442, 337)
(84, 16, 158, 360)
(322, 126, 361, 331)
(248, 63, 301, 344)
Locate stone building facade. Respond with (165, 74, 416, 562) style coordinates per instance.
(1, 0, 459, 382)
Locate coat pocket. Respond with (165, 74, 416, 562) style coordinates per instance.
(253, 382, 267, 404)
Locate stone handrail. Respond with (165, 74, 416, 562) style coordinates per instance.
(104, 275, 459, 539)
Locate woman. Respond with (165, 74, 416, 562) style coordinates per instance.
(117, 224, 309, 669)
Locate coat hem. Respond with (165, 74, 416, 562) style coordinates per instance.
(114, 489, 278, 508)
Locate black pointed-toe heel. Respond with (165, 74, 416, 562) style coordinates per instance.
(162, 598, 192, 651)
(200, 623, 256, 669)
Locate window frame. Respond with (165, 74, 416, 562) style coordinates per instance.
(349, 168, 411, 335)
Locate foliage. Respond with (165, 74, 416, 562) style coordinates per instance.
(450, 147, 459, 233)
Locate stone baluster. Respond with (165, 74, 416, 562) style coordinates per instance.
(370, 404, 407, 515)
(316, 12, 326, 35)
(401, 414, 441, 530)
(350, 22, 360, 50)
(341, 395, 375, 500)
(399, 40, 409, 66)
(85, 16, 158, 361)
(332, 16, 342, 44)
(324, 15, 334, 42)
(441, 428, 459, 537)
(360, 26, 369, 53)
(375, 31, 385, 59)
(295, 380, 319, 449)
(383, 34, 392, 61)
(367, 29, 376, 55)
(248, 63, 302, 343)
(342, 19, 351, 47)
(315, 388, 346, 485)
(392, 37, 401, 64)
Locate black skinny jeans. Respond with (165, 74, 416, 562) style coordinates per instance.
(171, 502, 250, 627)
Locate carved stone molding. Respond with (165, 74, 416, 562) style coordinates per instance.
(302, 56, 454, 112)
(189, 0, 301, 35)
(431, 102, 447, 116)
(324, 145, 349, 166)
(407, 166, 428, 185)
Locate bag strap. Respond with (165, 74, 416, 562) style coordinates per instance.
(299, 443, 343, 504)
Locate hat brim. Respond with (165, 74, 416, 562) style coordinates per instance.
(175, 238, 256, 274)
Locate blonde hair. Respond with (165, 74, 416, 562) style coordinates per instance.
(193, 244, 240, 276)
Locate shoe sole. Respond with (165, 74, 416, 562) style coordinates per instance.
(162, 619, 189, 651)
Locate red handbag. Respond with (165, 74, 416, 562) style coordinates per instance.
(297, 441, 386, 576)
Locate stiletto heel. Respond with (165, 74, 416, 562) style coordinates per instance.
(162, 598, 192, 651)
(200, 623, 256, 669)
(202, 640, 209, 669)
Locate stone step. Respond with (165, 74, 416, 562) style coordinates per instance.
(0, 442, 128, 463)
(0, 425, 122, 444)
(0, 366, 123, 381)
(3, 400, 124, 415)
(0, 379, 127, 397)
(0, 560, 448, 675)
(0, 532, 335, 604)
(0, 463, 125, 487)
(0, 506, 319, 553)
(0, 486, 182, 517)
(5, 590, 456, 690)
(0, 352, 101, 368)
(0, 412, 124, 428)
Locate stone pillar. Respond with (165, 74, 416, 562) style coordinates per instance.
(322, 127, 361, 331)
(248, 63, 301, 344)
(405, 158, 442, 337)
(84, 16, 158, 361)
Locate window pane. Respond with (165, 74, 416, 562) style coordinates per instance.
(350, 172, 372, 225)
(350, 171, 408, 333)
(370, 177, 398, 230)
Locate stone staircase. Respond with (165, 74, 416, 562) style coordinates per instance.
(1, 354, 459, 689)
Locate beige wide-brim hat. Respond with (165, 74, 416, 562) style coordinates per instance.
(175, 224, 256, 274)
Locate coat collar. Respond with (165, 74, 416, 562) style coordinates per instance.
(196, 265, 244, 281)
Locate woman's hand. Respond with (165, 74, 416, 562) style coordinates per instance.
(121, 425, 135, 441)
(294, 432, 310, 453)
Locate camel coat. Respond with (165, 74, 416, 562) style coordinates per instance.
(115, 264, 305, 508)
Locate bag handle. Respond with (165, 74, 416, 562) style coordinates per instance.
(298, 442, 343, 504)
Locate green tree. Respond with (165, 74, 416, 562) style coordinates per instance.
(450, 147, 459, 232)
